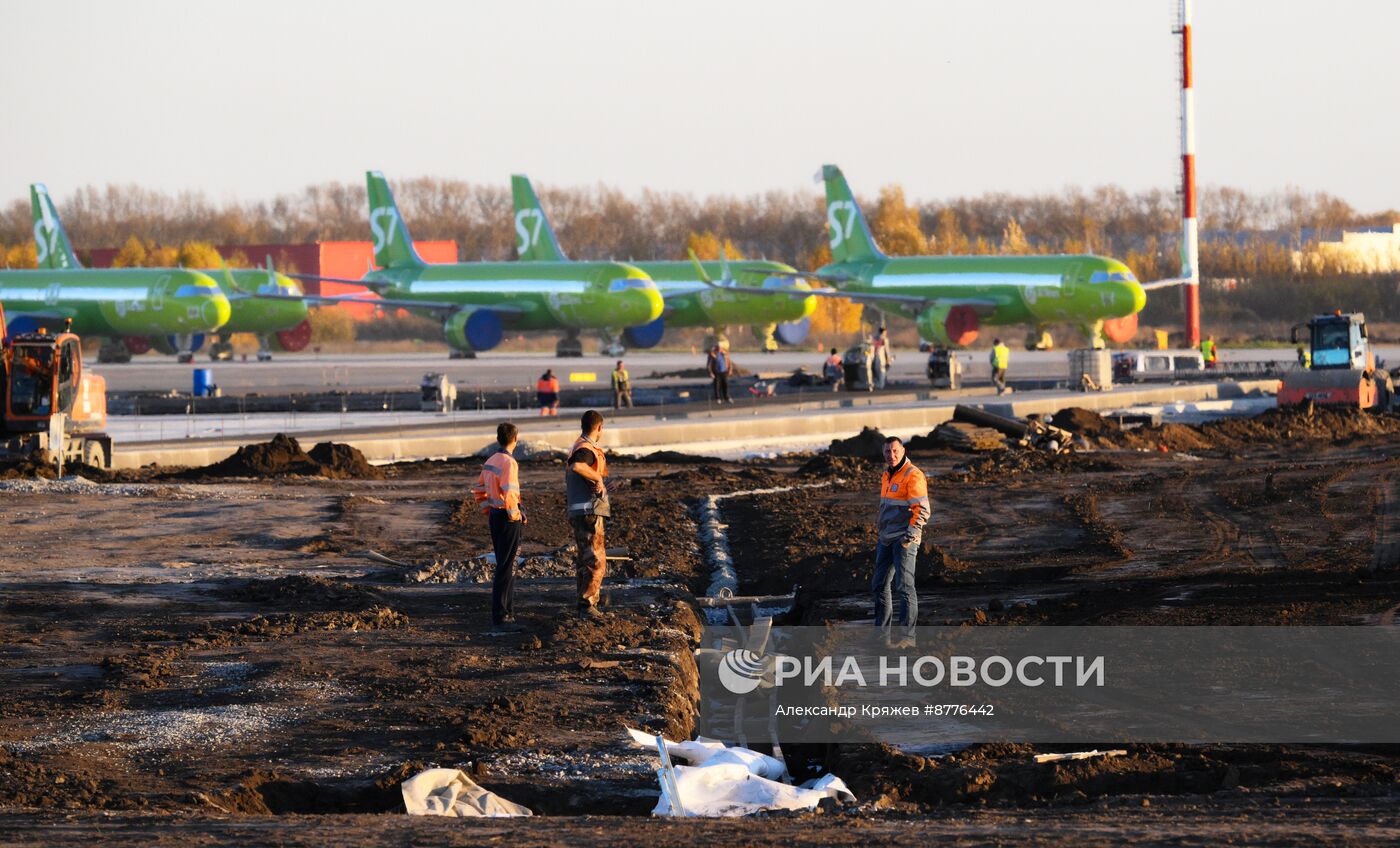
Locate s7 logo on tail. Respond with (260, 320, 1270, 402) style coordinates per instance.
(33, 208, 69, 268)
(515, 208, 544, 253)
(828, 201, 856, 248)
(33, 220, 56, 265)
(370, 206, 399, 254)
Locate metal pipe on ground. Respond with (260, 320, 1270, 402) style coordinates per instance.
(953, 404, 1028, 438)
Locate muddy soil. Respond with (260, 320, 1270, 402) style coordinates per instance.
(179, 433, 384, 480)
(1054, 405, 1400, 454)
(2, 413, 1399, 844)
(718, 414, 1400, 818)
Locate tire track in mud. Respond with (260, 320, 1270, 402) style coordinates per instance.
(1369, 466, 1400, 573)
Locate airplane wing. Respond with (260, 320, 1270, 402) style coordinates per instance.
(1138, 276, 1195, 291)
(285, 272, 397, 294)
(660, 287, 707, 300)
(694, 275, 998, 315)
(251, 291, 524, 319)
(744, 267, 855, 285)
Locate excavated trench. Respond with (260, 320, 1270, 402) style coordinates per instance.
(4, 411, 1400, 823)
(703, 414, 1400, 810)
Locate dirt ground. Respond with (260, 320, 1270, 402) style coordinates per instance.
(2, 409, 1399, 844)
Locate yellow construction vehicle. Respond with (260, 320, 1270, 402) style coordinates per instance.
(1, 305, 113, 469)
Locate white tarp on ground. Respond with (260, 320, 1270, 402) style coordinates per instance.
(626, 727, 787, 780)
(627, 728, 854, 817)
(401, 768, 533, 818)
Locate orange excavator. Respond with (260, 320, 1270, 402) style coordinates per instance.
(1, 303, 113, 469)
(1278, 311, 1394, 411)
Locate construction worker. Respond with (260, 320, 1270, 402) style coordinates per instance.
(536, 369, 560, 416)
(1200, 335, 1218, 369)
(611, 360, 632, 409)
(823, 347, 843, 390)
(872, 325, 892, 389)
(471, 422, 526, 629)
(706, 344, 732, 404)
(990, 338, 1010, 394)
(1297, 345, 1312, 369)
(566, 409, 614, 617)
(874, 436, 928, 648)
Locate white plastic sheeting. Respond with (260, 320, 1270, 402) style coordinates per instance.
(626, 727, 787, 780)
(401, 768, 533, 818)
(627, 728, 854, 817)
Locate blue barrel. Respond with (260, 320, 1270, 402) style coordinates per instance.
(192, 368, 214, 397)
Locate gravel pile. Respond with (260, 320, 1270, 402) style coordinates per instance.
(9, 705, 295, 754)
(0, 476, 210, 498)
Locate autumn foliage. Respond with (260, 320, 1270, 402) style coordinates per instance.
(0, 180, 1394, 326)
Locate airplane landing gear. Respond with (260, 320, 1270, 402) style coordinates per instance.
(97, 338, 133, 364)
(209, 335, 235, 361)
(598, 330, 625, 358)
(556, 330, 584, 358)
(752, 322, 779, 353)
(1078, 320, 1108, 350)
(255, 335, 273, 362)
(1024, 328, 1054, 351)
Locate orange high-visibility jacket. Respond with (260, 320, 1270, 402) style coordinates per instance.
(877, 459, 929, 543)
(565, 435, 610, 517)
(537, 377, 560, 393)
(570, 436, 607, 478)
(473, 449, 523, 520)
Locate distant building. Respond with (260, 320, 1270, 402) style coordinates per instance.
(86, 240, 458, 318)
(1299, 225, 1400, 273)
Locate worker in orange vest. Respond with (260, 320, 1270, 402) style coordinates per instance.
(536, 369, 560, 416)
(565, 409, 614, 617)
(874, 435, 929, 648)
(472, 422, 527, 629)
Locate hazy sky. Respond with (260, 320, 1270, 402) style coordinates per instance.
(3, 0, 1396, 211)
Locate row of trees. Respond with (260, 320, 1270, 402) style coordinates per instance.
(2, 180, 1395, 327)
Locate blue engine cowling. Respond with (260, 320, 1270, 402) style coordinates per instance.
(152, 333, 206, 355)
(775, 317, 811, 346)
(6, 315, 51, 337)
(444, 309, 504, 352)
(623, 317, 665, 349)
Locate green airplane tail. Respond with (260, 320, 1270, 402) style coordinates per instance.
(365, 171, 424, 269)
(820, 164, 883, 263)
(510, 174, 567, 262)
(29, 184, 82, 270)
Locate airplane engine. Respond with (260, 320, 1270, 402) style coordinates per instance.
(444, 308, 503, 353)
(6, 315, 48, 336)
(268, 319, 313, 352)
(916, 304, 979, 347)
(1102, 313, 1139, 344)
(152, 334, 206, 355)
(775, 316, 811, 346)
(622, 317, 665, 349)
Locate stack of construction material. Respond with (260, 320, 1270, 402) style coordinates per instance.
(1068, 348, 1113, 392)
(932, 421, 1006, 452)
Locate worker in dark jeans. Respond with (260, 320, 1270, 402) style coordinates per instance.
(707, 344, 732, 404)
(873, 436, 928, 648)
(472, 422, 526, 630)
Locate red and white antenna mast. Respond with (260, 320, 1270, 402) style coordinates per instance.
(1177, 0, 1201, 348)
